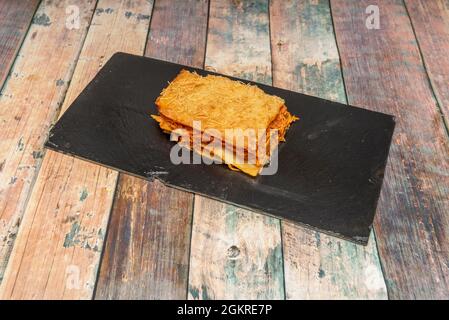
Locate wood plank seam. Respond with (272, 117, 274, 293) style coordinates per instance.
(202, 0, 212, 73)
(0, 0, 41, 93)
(185, 0, 211, 299)
(91, 170, 119, 298)
(141, 0, 156, 55)
(183, 1, 211, 300)
(278, 222, 287, 299)
(402, 0, 449, 135)
(326, 0, 349, 101)
(185, 190, 196, 300)
(267, 1, 287, 298)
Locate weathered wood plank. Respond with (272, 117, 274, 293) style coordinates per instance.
(0, 0, 40, 87)
(95, 177, 194, 300)
(331, 0, 449, 299)
(404, 0, 449, 125)
(95, 0, 208, 300)
(271, 0, 345, 102)
(188, 0, 285, 300)
(270, 0, 387, 299)
(0, 0, 96, 284)
(0, 0, 153, 299)
(145, 0, 208, 67)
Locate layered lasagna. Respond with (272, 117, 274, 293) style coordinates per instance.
(151, 70, 298, 176)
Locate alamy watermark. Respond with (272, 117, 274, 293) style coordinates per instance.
(168, 121, 279, 175)
(366, 5, 380, 30)
(65, 264, 81, 290)
(66, 5, 80, 30)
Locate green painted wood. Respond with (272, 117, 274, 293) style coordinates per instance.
(270, 0, 387, 299)
(332, 0, 449, 299)
(188, 0, 285, 300)
(0, 0, 97, 287)
(271, 0, 345, 102)
(0, 0, 40, 88)
(95, 0, 209, 300)
(404, 0, 449, 126)
(0, 0, 40, 281)
(0, 0, 152, 299)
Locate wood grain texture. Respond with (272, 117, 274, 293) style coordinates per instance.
(0, 0, 39, 87)
(188, 0, 284, 300)
(271, 0, 345, 102)
(270, 0, 387, 299)
(404, 0, 449, 125)
(0, 0, 153, 299)
(0, 0, 96, 284)
(94, 177, 194, 300)
(145, 0, 208, 67)
(331, 0, 449, 299)
(95, 0, 208, 300)
(189, 197, 284, 300)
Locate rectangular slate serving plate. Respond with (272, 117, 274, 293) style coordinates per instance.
(46, 52, 395, 245)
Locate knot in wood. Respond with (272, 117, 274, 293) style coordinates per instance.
(227, 245, 240, 258)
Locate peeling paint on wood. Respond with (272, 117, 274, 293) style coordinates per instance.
(0, 0, 97, 286)
(63, 221, 101, 252)
(32, 151, 44, 159)
(270, 0, 387, 300)
(332, 0, 449, 299)
(188, 0, 285, 300)
(0, 0, 153, 299)
(95, 7, 114, 16)
(124, 11, 150, 21)
(79, 188, 88, 202)
(32, 13, 51, 26)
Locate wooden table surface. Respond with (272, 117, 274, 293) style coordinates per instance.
(0, 0, 448, 300)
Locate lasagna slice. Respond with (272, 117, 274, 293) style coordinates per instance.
(151, 69, 298, 176)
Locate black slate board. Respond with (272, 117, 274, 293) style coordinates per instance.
(46, 52, 395, 245)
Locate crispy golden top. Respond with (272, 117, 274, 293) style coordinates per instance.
(155, 70, 285, 134)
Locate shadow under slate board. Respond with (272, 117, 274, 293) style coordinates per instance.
(45, 53, 395, 245)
